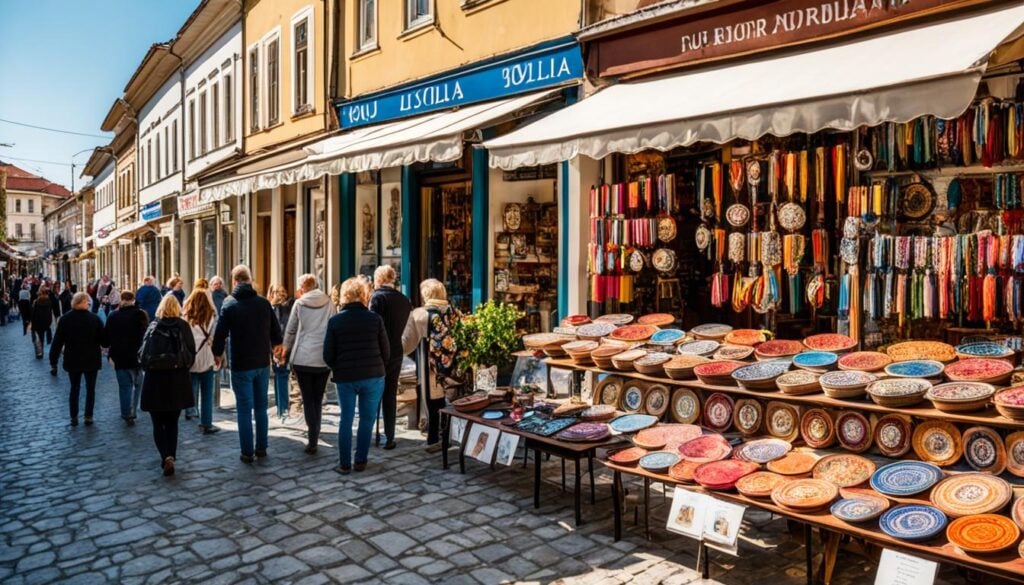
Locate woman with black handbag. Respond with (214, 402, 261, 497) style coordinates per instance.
(139, 295, 196, 476)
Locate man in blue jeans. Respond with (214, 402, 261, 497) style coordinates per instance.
(212, 265, 283, 463)
(102, 291, 149, 425)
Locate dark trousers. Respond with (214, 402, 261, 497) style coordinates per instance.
(426, 395, 446, 445)
(295, 369, 329, 445)
(18, 301, 31, 333)
(149, 410, 180, 460)
(69, 370, 98, 420)
(381, 357, 403, 441)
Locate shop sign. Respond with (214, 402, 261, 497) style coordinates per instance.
(338, 37, 583, 129)
(140, 201, 162, 221)
(590, 0, 967, 77)
(178, 192, 212, 217)
(96, 225, 114, 240)
(502, 165, 557, 182)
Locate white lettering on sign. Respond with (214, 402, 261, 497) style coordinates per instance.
(346, 101, 379, 126)
(501, 56, 573, 89)
(399, 81, 465, 113)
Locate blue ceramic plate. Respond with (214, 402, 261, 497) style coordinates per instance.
(482, 410, 506, 420)
(639, 451, 681, 473)
(831, 497, 888, 523)
(793, 351, 839, 370)
(879, 505, 947, 541)
(956, 341, 1013, 358)
(870, 461, 943, 497)
(650, 329, 685, 345)
(884, 360, 944, 379)
(609, 414, 659, 434)
(732, 360, 791, 382)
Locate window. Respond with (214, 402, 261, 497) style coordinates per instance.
(147, 138, 153, 185)
(212, 81, 220, 147)
(267, 39, 280, 125)
(358, 0, 377, 50)
(15, 224, 21, 238)
(14, 199, 20, 213)
(172, 122, 178, 172)
(293, 14, 311, 113)
(224, 73, 234, 142)
(27, 199, 33, 213)
(155, 136, 162, 180)
(199, 91, 208, 155)
(30, 223, 35, 241)
(164, 127, 170, 175)
(405, 0, 433, 29)
(188, 100, 196, 159)
(249, 47, 260, 131)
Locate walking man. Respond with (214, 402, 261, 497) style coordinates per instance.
(212, 265, 283, 463)
(50, 292, 105, 426)
(369, 265, 411, 450)
(104, 291, 149, 425)
(136, 276, 162, 321)
(17, 284, 31, 335)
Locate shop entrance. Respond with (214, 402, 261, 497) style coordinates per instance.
(284, 208, 296, 294)
(420, 180, 473, 313)
(257, 216, 271, 293)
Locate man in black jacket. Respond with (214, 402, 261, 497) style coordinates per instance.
(369, 265, 411, 450)
(212, 265, 283, 463)
(50, 293, 105, 426)
(104, 291, 149, 426)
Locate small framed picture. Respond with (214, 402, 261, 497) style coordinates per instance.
(495, 433, 520, 466)
(465, 424, 499, 463)
(450, 417, 467, 444)
(666, 487, 707, 540)
(702, 498, 745, 550)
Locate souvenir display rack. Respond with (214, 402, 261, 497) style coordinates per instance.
(439, 185, 472, 312)
(494, 198, 559, 334)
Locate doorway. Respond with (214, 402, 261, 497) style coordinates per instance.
(421, 180, 472, 313)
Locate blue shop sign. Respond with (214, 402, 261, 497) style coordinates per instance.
(140, 201, 162, 221)
(339, 37, 582, 129)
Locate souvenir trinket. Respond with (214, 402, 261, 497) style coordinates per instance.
(628, 250, 646, 273)
(652, 248, 677, 272)
(695, 224, 711, 251)
(726, 204, 750, 227)
(778, 202, 806, 232)
(657, 217, 677, 243)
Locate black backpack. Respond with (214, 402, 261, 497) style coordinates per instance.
(139, 320, 195, 370)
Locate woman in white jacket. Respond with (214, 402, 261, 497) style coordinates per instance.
(281, 274, 335, 454)
(183, 289, 219, 434)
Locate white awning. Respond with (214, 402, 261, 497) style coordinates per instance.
(303, 88, 562, 174)
(95, 219, 154, 248)
(485, 3, 1024, 169)
(199, 157, 316, 203)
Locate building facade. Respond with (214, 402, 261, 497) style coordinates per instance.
(42, 196, 82, 282)
(1, 162, 72, 276)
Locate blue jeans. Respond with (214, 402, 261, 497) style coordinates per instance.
(189, 369, 216, 428)
(272, 363, 290, 417)
(114, 368, 143, 420)
(231, 367, 270, 456)
(336, 377, 384, 468)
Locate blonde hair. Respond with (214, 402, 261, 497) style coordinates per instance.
(156, 294, 181, 319)
(340, 277, 369, 305)
(330, 283, 342, 308)
(374, 265, 396, 287)
(71, 292, 91, 309)
(167, 277, 182, 289)
(419, 278, 447, 302)
(297, 273, 318, 293)
(231, 264, 252, 284)
(193, 278, 209, 291)
(183, 289, 215, 327)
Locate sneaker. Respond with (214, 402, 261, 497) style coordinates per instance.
(354, 462, 367, 472)
(162, 457, 175, 477)
(240, 454, 255, 464)
(84, 417, 94, 426)
(334, 465, 351, 475)
(255, 449, 267, 458)
(425, 443, 443, 454)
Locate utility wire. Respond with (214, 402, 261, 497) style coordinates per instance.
(0, 155, 73, 167)
(0, 117, 109, 140)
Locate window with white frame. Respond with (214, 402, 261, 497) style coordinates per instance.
(224, 73, 234, 142)
(156, 136, 162, 180)
(164, 127, 170, 176)
(266, 37, 280, 125)
(15, 224, 21, 238)
(405, 0, 433, 29)
(189, 100, 197, 159)
(249, 46, 260, 131)
(172, 122, 178, 172)
(14, 199, 20, 213)
(212, 81, 220, 147)
(292, 9, 312, 114)
(27, 199, 33, 213)
(199, 90, 208, 155)
(147, 138, 153, 185)
(358, 0, 377, 50)
(30, 223, 35, 241)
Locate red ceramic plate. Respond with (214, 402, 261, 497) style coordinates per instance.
(724, 329, 767, 346)
(608, 446, 647, 466)
(678, 434, 732, 463)
(561, 314, 591, 327)
(944, 358, 1014, 383)
(736, 471, 788, 498)
(835, 411, 872, 453)
(755, 339, 805, 358)
(694, 460, 760, 490)
(669, 460, 701, 483)
(800, 408, 835, 449)
(693, 360, 744, 377)
(873, 414, 913, 458)
(703, 393, 735, 432)
(635, 424, 702, 451)
(804, 333, 857, 352)
(610, 324, 658, 342)
(996, 386, 1024, 406)
(947, 515, 1020, 553)
(637, 313, 676, 326)
(837, 351, 892, 372)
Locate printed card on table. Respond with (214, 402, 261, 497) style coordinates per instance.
(875, 550, 937, 585)
(495, 433, 520, 466)
(701, 497, 745, 550)
(465, 424, 499, 463)
(666, 487, 707, 540)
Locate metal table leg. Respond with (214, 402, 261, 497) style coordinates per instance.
(804, 523, 813, 585)
(533, 447, 542, 509)
(574, 457, 583, 526)
(588, 453, 596, 505)
(612, 470, 623, 542)
(458, 421, 471, 475)
(440, 412, 450, 470)
(561, 458, 566, 492)
(700, 542, 710, 579)
(643, 477, 651, 541)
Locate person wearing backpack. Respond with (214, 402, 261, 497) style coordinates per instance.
(401, 279, 465, 454)
(183, 290, 219, 435)
(103, 291, 149, 426)
(50, 292, 105, 427)
(139, 295, 196, 476)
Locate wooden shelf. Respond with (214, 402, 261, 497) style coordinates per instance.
(544, 358, 1024, 430)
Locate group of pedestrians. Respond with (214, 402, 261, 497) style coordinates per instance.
(40, 262, 467, 478)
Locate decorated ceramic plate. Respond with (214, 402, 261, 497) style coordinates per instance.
(1006, 431, 1024, 478)
(638, 313, 676, 327)
(561, 314, 591, 328)
(800, 408, 835, 449)
(961, 426, 1007, 474)
(639, 451, 681, 473)
(650, 329, 685, 345)
(792, 351, 839, 372)
(557, 422, 611, 442)
(912, 421, 962, 467)
(678, 340, 721, 356)
(644, 385, 670, 417)
(837, 351, 892, 372)
(522, 333, 576, 349)
(995, 386, 1024, 420)
(609, 414, 658, 434)
(754, 340, 805, 359)
(635, 424, 702, 451)
(820, 370, 877, 389)
(771, 478, 839, 511)
(690, 323, 733, 340)
(930, 473, 1012, 518)
(694, 460, 760, 490)
(714, 345, 755, 361)
(736, 471, 788, 498)
(724, 329, 767, 347)
(947, 515, 1020, 554)
(765, 402, 801, 442)
(956, 341, 1014, 360)
(732, 399, 763, 435)
(635, 352, 672, 368)
(813, 454, 875, 488)
(866, 378, 931, 407)
(766, 451, 819, 476)
(702, 393, 735, 432)
(669, 460, 701, 483)
(1014, 497, 1024, 530)
(595, 314, 635, 326)
(831, 496, 890, 523)
(670, 388, 701, 424)
(777, 370, 821, 395)
(610, 325, 659, 343)
(835, 411, 873, 453)
(726, 203, 750, 227)
(736, 438, 792, 464)
(564, 339, 600, 353)
(884, 360, 945, 379)
(481, 410, 506, 420)
(693, 360, 745, 380)
(944, 358, 1014, 385)
(576, 322, 617, 339)
(732, 360, 790, 384)
(870, 461, 943, 496)
(879, 505, 947, 542)
(620, 382, 646, 413)
(678, 434, 732, 463)
(580, 404, 617, 422)
(608, 446, 647, 466)
(926, 381, 995, 412)
(873, 415, 913, 458)
(657, 217, 677, 243)
(886, 341, 956, 363)
(778, 202, 806, 232)
(803, 333, 857, 353)
(595, 376, 625, 407)
(652, 248, 677, 272)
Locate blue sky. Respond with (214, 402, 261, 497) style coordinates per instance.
(0, 0, 200, 190)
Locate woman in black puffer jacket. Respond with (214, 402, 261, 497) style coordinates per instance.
(30, 289, 54, 358)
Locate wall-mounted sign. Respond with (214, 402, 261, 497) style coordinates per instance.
(140, 201, 162, 222)
(338, 37, 583, 129)
(590, 0, 968, 78)
(178, 192, 212, 218)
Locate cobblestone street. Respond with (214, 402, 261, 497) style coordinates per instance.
(0, 322, 972, 585)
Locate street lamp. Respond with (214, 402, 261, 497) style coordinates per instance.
(70, 147, 103, 194)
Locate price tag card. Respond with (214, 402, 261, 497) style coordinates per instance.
(666, 487, 707, 540)
(875, 550, 937, 585)
(701, 497, 746, 550)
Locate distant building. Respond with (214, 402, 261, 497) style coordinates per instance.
(0, 161, 72, 276)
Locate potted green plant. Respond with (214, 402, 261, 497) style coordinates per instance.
(451, 299, 521, 392)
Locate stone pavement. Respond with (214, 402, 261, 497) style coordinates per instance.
(0, 321, 981, 585)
